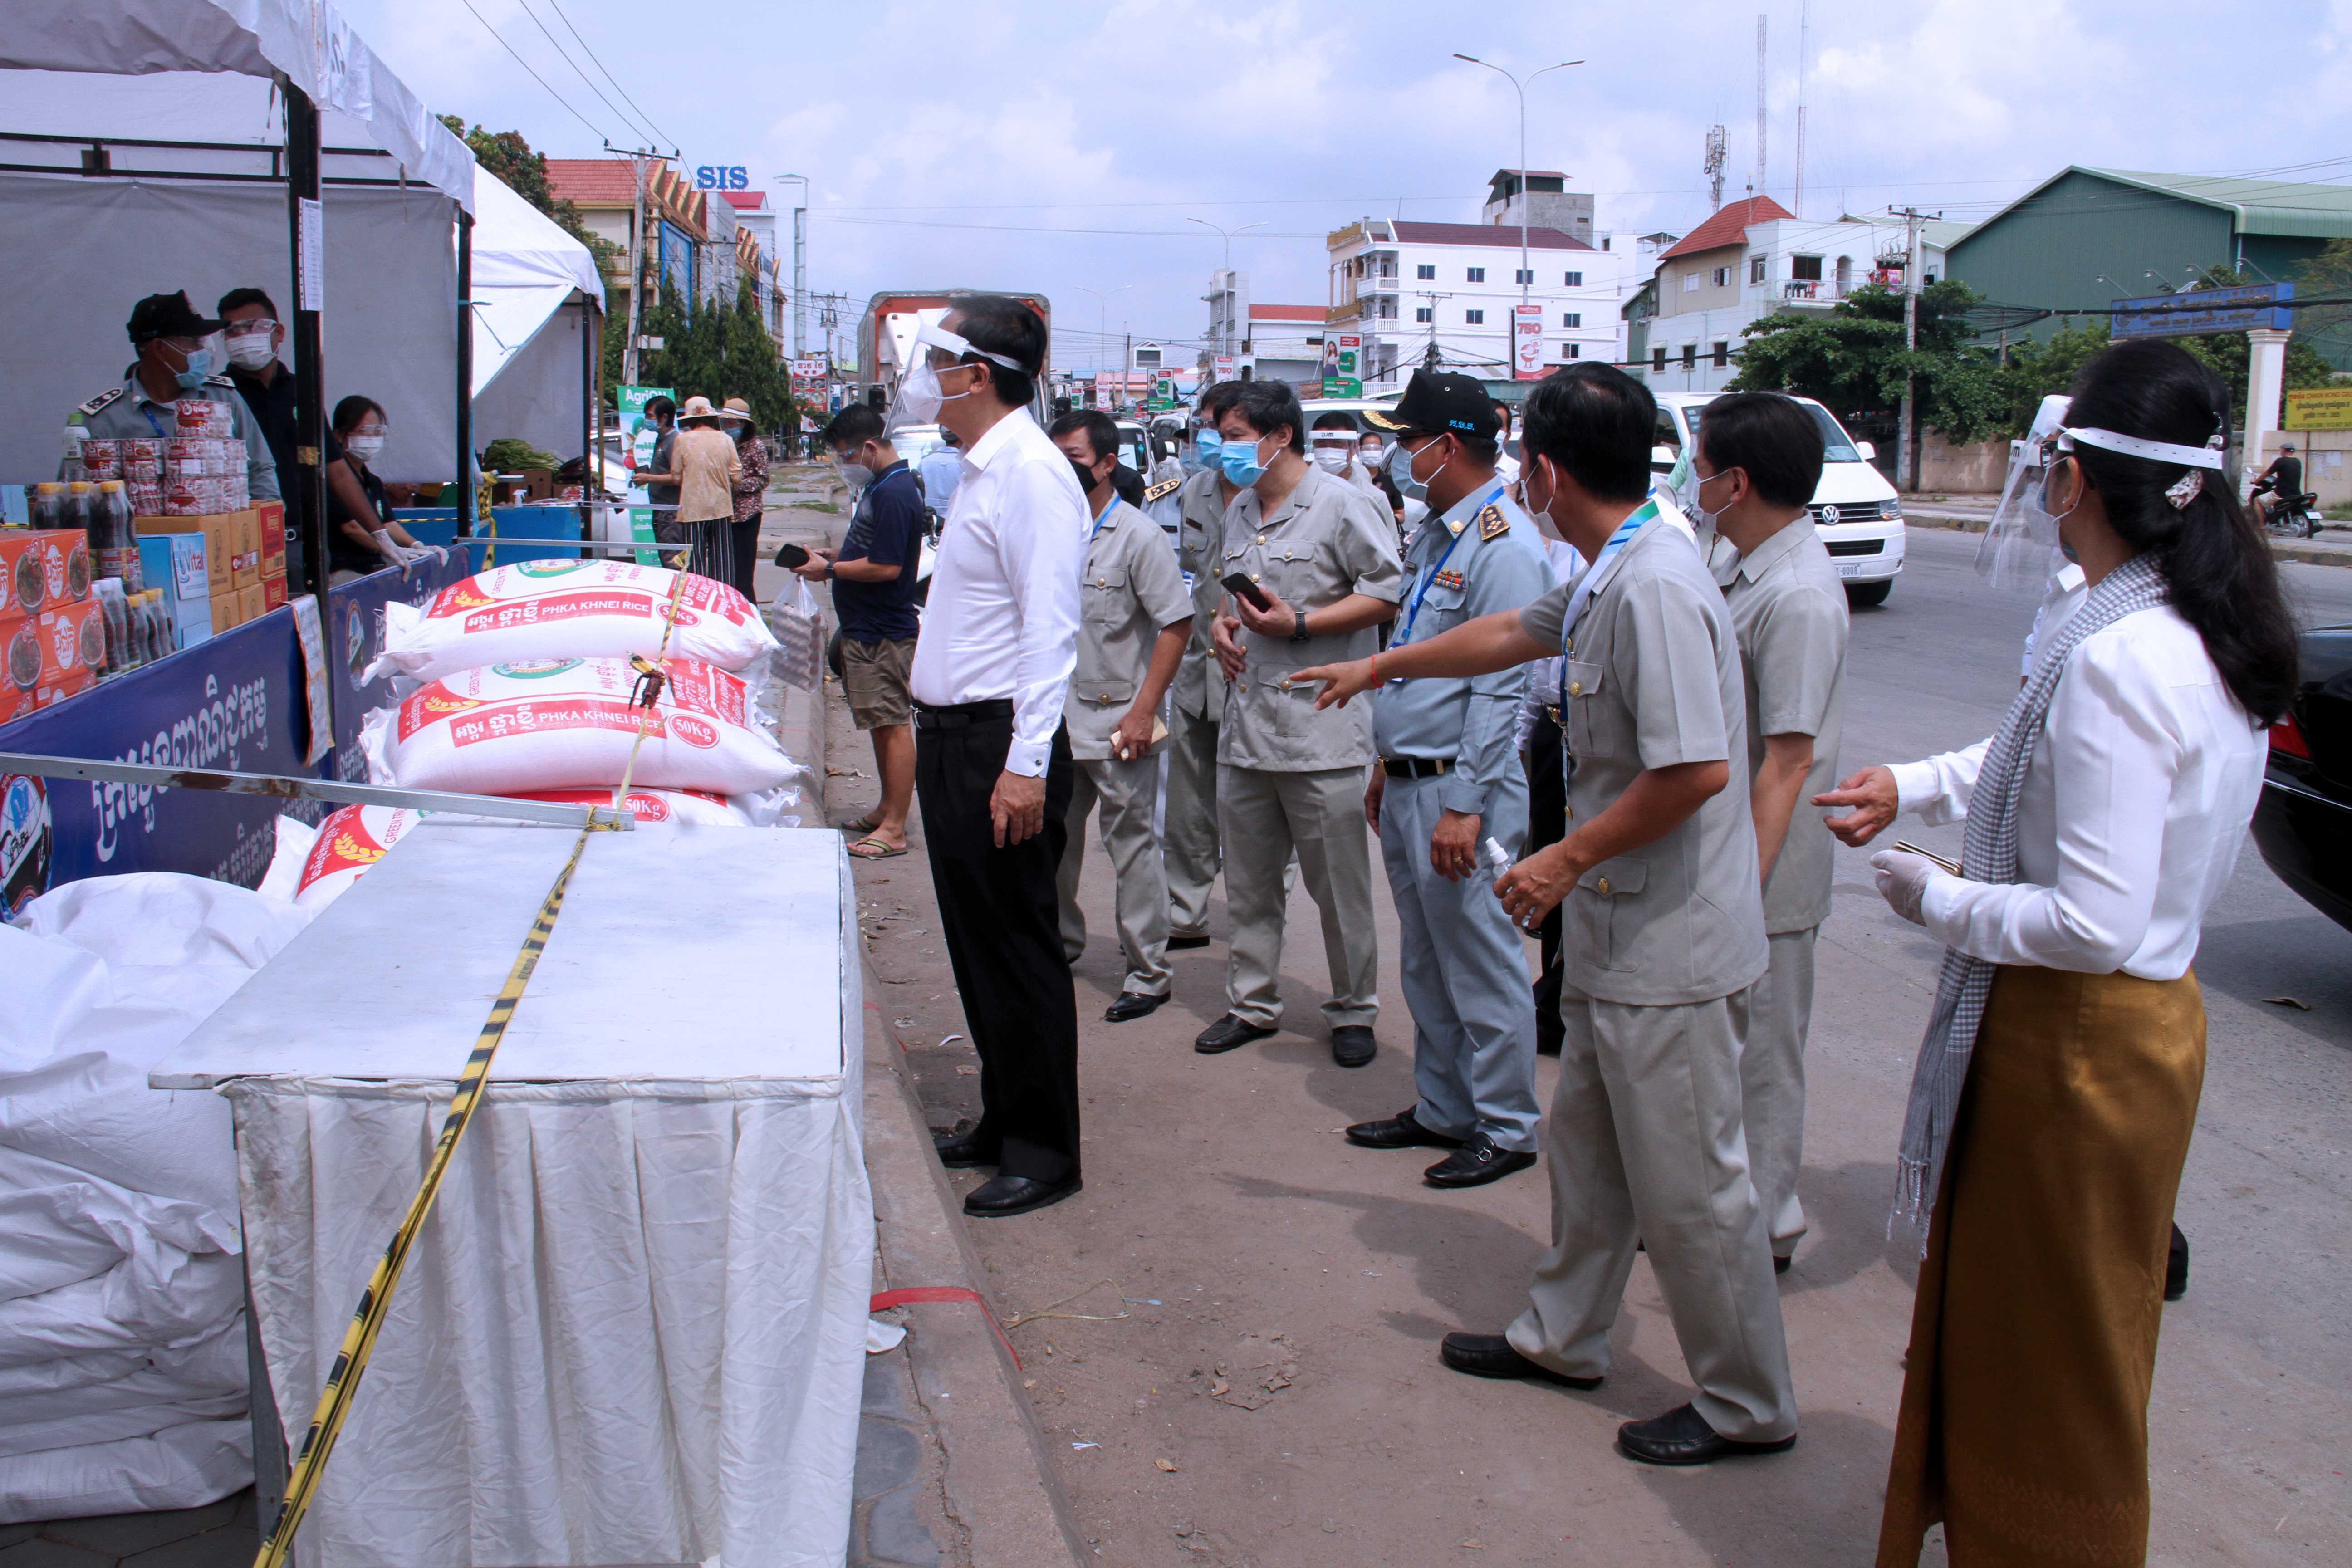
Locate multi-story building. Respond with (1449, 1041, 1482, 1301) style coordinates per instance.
(547, 157, 710, 323)
(1629, 196, 1959, 396)
(1199, 271, 1331, 385)
(1323, 173, 1633, 393)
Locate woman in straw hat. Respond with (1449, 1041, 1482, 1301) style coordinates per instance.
(722, 396, 768, 602)
(637, 393, 741, 587)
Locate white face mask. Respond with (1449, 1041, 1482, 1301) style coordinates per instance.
(1312, 447, 1349, 474)
(1524, 458, 1565, 542)
(224, 331, 277, 371)
(895, 357, 966, 426)
(836, 455, 876, 490)
(1684, 468, 1732, 532)
(346, 434, 386, 463)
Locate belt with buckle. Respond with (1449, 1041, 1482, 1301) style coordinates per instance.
(1379, 756, 1455, 779)
(914, 698, 1015, 730)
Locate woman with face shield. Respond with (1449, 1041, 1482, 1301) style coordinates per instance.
(324, 396, 426, 583)
(1813, 340, 2298, 1567)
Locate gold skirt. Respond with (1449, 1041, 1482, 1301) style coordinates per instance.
(1876, 965, 2205, 1568)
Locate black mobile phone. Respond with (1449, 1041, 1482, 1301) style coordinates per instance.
(1220, 572, 1272, 611)
(774, 542, 809, 569)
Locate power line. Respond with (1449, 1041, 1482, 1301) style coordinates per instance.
(544, 0, 678, 151)
(510, 0, 658, 149)
(453, 0, 611, 144)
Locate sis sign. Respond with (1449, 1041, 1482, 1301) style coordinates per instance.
(695, 166, 750, 191)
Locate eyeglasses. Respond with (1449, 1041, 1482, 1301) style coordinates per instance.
(225, 319, 277, 335)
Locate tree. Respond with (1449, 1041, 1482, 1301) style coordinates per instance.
(634, 276, 796, 434)
(2289, 240, 2352, 368)
(1728, 280, 2009, 445)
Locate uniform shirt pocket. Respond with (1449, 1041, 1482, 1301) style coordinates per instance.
(1561, 658, 1607, 754)
(1081, 566, 1132, 625)
(1573, 855, 1649, 972)
(1413, 579, 1467, 637)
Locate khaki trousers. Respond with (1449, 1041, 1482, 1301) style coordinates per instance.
(1506, 986, 1797, 1442)
(1163, 704, 1221, 936)
(1217, 763, 1378, 1030)
(1745, 926, 1818, 1257)
(1057, 754, 1173, 997)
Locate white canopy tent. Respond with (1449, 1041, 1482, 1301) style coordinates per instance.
(468, 165, 606, 469)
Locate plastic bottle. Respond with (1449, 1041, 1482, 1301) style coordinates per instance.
(60, 418, 88, 483)
(142, 591, 172, 663)
(27, 482, 64, 532)
(93, 480, 142, 592)
(64, 480, 95, 552)
(94, 580, 137, 673)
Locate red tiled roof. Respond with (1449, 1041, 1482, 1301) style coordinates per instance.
(727, 191, 767, 209)
(1389, 220, 1595, 251)
(1659, 196, 1794, 260)
(544, 158, 639, 206)
(1249, 304, 1327, 322)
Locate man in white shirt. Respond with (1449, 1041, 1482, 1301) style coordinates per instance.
(907, 296, 1092, 1219)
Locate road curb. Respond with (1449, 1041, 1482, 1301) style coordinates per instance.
(1904, 509, 2352, 568)
(860, 971, 1091, 1568)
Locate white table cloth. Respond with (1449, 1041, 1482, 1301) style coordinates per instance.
(151, 823, 871, 1568)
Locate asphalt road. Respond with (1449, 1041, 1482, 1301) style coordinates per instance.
(828, 519, 2352, 1568)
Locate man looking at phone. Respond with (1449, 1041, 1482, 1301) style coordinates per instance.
(795, 403, 922, 858)
(1195, 381, 1403, 1067)
(1049, 410, 1193, 1020)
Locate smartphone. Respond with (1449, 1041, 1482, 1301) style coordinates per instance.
(1220, 572, 1272, 612)
(774, 542, 809, 569)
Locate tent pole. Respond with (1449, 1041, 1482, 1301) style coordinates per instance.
(581, 295, 595, 552)
(284, 81, 335, 757)
(457, 208, 475, 537)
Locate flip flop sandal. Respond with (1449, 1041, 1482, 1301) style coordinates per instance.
(847, 836, 908, 860)
(838, 814, 881, 835)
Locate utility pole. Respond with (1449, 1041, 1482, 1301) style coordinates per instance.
(1793, 0, 1808, 217)
(1892, 205, 1932, 492)
(1755, 16, 1768, 203)
(607, 141, 674, 385)
(1453, 53, 1582, 320)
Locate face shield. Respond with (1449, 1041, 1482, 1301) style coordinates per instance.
(1308, 429, 1356, 475)
(891, 321, 1027, 430)
(1975, 394, 2074, 592)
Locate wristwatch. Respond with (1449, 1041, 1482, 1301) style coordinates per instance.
(1290, 609, 1311, 643)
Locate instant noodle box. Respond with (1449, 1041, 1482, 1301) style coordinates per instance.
(3, 597, 105, 719)
(255, 498, 286, 577)
(262, 573, 287, 612)
(0, 530, 92, 619)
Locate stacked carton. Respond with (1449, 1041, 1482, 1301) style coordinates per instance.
(0, 530, 103, 724)
(135, 498, 288, 635)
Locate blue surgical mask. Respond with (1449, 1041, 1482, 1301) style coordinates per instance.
(1191, 431, 1225, 471)
(1388, 441, 1434, 501)
(1219, 432, 1272, 487)
(172, 345, 214, 391)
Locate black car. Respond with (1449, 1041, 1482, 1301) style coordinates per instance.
(2251, 622, 2352, 933)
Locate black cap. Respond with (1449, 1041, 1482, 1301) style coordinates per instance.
(1363, 370, 1498, 441)
(127, 291, 222, 346)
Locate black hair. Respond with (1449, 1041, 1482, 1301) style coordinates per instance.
(1521, 364, 1654, 505)
(331, 395, 385, 434)
(945, 294, 1046, 409)
(821, 403, 887, 452)
(1197, 381, 1244, 425)
(1111, 463, 1145, 507)
(1372, 469, 1405, 519)
(645, 395, 676, 424)
(1696, 392, 1824, 510)
(1224, 380, 1306, 454)
(2063, 339, 2298, 724)
(1311, 412, 1358, 432)
(217, 286, 278, 320)
(1048, 408, 1121, 465)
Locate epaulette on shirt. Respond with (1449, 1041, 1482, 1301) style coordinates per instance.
(1144, 476, 1182, 502)
(204, 374, 235, 389)
(1477, 503, 1511, 542)
(78, 386, 126, 417)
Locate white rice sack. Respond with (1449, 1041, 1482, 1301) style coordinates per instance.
(264, 806, 426, 912)
(508, 787, 755, 827)
(361, 657, 797, 798)
(363, 560, 778, 685)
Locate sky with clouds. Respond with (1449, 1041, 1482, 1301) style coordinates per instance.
(342, 0, 2352, 368)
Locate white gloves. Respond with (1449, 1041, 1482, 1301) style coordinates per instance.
(1869, 849, 1937, 926)
(372, 530, 436, 567)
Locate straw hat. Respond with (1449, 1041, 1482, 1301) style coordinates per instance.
(718, 397, 754, 422)
(677, 394, 720, 421)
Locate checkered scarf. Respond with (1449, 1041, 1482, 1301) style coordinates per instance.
(1891, 550, 2170, 1248)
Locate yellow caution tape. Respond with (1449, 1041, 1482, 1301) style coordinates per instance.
(252, 543, 702, 1568)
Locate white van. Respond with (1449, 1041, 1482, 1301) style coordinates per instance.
(1652, 392, 1906, 606)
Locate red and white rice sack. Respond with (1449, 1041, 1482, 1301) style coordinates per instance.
(259, 805, 425, 911)
(360, 657, 795, 797)
(363, 560, 777, 685)
(510, 787, 754, 826)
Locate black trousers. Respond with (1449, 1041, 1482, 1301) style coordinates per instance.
(729, 517, 760, 603)
(1524, 706, 1568, 1055)
(654, 517, 735, 592)
(915, 710, 1080, 1182)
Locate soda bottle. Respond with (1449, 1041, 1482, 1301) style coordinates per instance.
(95, 580, 137, 673)
(149, 592, 175, 662)
(93, 480, 142, 593)
(28, 482, 64, 532)
(65, 480, 95, 553)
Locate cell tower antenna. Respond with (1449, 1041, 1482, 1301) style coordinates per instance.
(1794, 0, 1809, 217)
(1754, 15, 1768, 204)
(1705, 125, 1728, 211)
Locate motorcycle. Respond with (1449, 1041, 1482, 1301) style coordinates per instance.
(2253, 480, 2323, 539)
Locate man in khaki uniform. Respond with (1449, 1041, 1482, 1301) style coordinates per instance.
(1049, 412, 1194, 1020)
(1690, 392, 1847, 1269)
(1148, 382, 1246, 948)
(1291, 364, 1794, 1465)
(1195, 380, 1403, 1068)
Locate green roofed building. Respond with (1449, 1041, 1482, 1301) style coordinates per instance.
(1947, 166, 2352, 367)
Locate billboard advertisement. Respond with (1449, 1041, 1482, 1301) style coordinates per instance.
(1322, 334, 1362, 398)
(1513, 304, 1545, 381)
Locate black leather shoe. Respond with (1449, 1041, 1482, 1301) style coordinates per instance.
(1773, 1253, 1793, 1275)
(1167, 928, 1213, 950)
(1617, 1403, 1795, 1466)
(1330, 1026, 1377, 1068)
(1104, 991, 1167, 1023)
(1424, 1136, 1536, 1188)
(1195, 1014, 1275, 1054)
(1439, 1332, 1601, 1389)
(1346, 1106, 1464, 1151)
(963, 1173, 1082, 1217)
(931, 1129, 996, 1170)
(2165, 1222, 2188, 1301)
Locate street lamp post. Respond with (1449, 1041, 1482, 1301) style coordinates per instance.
(1188, 217, 1266, 358)
(773, 174, 810, 359)
(1075, 285, 1130, 404)
(1454, 53, 1581, 373)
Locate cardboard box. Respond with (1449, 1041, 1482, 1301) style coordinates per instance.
(210, 590, 239, 633)
(523, 467, 555, 501)
(236, 584, 266, 625)
(0, 530, 91, 617)
(170, 597, 214, 650)
(137, 514, 232, 593)
(226, 509, 261, 590)
(138, 532, 210, 603)
(4, 598, 105, 715)
(255, 498, 286, 575)
(261, 573, 287, 611)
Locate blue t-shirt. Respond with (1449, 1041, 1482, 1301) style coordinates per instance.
(835, 461, 924, 642)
